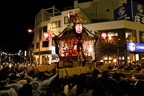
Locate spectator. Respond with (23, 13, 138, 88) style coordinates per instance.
(0, 69, 18, 96)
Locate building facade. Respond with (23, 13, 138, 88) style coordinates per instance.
(32, 0, 144, 64)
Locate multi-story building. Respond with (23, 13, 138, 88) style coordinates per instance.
(32, 0, 144, 65)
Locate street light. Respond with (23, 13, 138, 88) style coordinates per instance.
(28, 29, 33, 33)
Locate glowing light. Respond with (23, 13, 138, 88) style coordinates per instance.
(101, 32, 106, 40)
(44, 32, 49, 39)
(74, 45, 77, 52)
(75, 23, 83, 34)
(28, 29, 32, 33)
(113, 59, 117, 62)
(109, 36, 112, 40)
(88, 45, 92, 52)
(100, 60, 104, 62)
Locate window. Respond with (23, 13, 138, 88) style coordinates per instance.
(43, 26, 47, 32)
(64, 16, 68, 24)
(36, 43, 39, 49)
(52, 20, 61, 28)
(43, 41, 49, 47)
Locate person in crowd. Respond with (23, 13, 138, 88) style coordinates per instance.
(30, 70, 58, 96)
(18, 83, 33, 96)
(0, 69, 18, 96)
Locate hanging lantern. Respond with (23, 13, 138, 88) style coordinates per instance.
(44, 32, 49, 40)
(101, 32, 106, 40)
(75, 23, 83, 34)
(68, 12, 73, 19)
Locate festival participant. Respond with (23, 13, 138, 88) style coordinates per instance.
(30, 70, 58, 96)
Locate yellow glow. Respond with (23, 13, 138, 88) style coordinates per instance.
(100, 60, 104, 62)
(113, 59, 117, 62)
(109, 36, 112, 40)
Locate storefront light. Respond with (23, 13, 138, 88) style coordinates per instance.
(113, 59, 117, 62)
(100, 60, 104, 62)
(104, 57, 108, 60)
(135, 54, 139, 61)
(122, 57, 124, 60)
(127, 56, 130, 60)
(109, 36, 112, 40)
(109, 57, 112, 60)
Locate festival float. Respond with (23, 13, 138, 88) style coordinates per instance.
(53, 11, 98, 67)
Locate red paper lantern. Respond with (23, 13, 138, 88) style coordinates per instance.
(68, 12, 73, 19)
(75, 23, 83, 34)
(44, 32, 49, 40)
(101, 32, 106, 40)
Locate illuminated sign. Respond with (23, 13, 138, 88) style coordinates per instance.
(44, 32, 49, 40)
(127, 42, 144, 52)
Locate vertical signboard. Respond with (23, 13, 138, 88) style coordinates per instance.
(132, 2, 144, 24)
(114, 2, 132, 21)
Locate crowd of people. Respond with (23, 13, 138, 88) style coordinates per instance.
(0, 62, 144, 96)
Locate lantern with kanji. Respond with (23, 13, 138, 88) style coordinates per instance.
(44, 32, 49, 40)
(75, 23, 83, 34)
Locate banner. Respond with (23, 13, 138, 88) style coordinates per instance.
(114, 2, 132, 21)
(127, 42, 144, 52)
(114, 1, 144, 24)
(132, 2, 144, 24)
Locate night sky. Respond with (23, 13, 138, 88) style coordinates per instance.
(1, 0, 144, 53)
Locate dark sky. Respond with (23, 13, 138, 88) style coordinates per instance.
(1, 0, 144, 53)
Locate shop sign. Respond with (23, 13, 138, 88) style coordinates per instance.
(127, 42, 144, 52)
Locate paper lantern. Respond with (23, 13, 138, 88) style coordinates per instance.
(68, 12, 73, 19)
(44, 32, 49, 40)
(101, 32, 106, 40)
(75, 23, 83, 34)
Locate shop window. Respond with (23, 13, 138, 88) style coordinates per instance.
(43, 41, 49, 47)
(52, 20, 61, 28)
(125, 31, 136, 42)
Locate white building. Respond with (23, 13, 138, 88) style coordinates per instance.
(32, 0, 144, 64)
